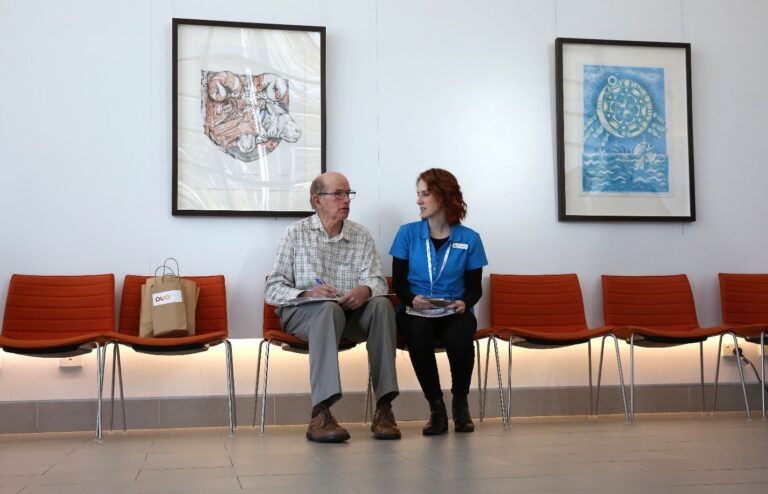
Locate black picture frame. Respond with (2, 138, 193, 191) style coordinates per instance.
(555, 37, 695, 222)
(172, 18, 326, 217)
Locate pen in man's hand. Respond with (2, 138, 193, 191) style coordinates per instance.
(313, 278, 337, 298)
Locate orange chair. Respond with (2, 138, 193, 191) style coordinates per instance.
(715, 273, 768, 418)
(0, 274, 115, 440)
(601, 274, 749, 421)
(253, 299, 361, 433)
(483, 274, 628, 426)
(107, 275, 235, 435)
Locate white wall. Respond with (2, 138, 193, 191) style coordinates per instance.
(0, 0, 766, 402)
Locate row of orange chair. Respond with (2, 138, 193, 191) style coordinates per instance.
(4, 273, 766, 437)
(480, 273, 767, 425)
(0, 274, 235, 441)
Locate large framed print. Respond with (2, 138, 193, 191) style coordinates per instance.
(173, 18, 325, 217)
(555, 38, 694, 222)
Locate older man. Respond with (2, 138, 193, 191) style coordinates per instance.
(265, 172, 400, 442)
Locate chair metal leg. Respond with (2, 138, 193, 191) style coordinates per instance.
(489, 337, 506, 426)
(595, 335, 607, 415)
(712, 334, 725, 413)
(252, 339, 266, 428)
(728, 333, 751, 420)
(106, 342, 125, 433)
(363, 359, 372, 424)
(475, 340, 483, 421)
(368, 371, 373, 421)
(107, 343, 126, 433)
(115, 344, 126, 432)
(595, 335, 629, 423)
(95, 344, 104, 443)
(699, 341, 705, 414)
(629, 334, 635, 422)
(587, 339, 594, 416)
(610, 335, 629, 423)
(481, 338, 492, 421)
(505, 339, 512, 421)
(762, 332, 766, 419)
(107, 343, 116, 432)
(259, 342, 272, 434)
(224, 339, 237, 436)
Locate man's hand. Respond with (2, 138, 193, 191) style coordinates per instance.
(337, 285, 371, 310)
(301, 283, 338, 298)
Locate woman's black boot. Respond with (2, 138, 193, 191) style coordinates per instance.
(422, 398, 449, 436)
(452, 395, 475, 433)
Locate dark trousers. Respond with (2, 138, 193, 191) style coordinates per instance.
(397, 310, 477, 401)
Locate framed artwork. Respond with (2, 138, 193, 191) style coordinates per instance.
(555, 38, 694, 221)
(172, 18, 325, 217)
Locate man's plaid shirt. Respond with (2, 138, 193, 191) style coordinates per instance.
(265, 214, 388, 305)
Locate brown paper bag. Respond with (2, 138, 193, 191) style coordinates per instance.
(146, 275, 187, 336)
(139, 283, 154, 337)
(181, 281, 200, 335)
(138, 259, 199, 337)
(139, 276, 200, 338)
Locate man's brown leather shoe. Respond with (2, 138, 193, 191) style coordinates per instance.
(306, 405, 350, 443)
(371, 403, 401, 440)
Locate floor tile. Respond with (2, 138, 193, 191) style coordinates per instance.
(0, 414, 764, 493)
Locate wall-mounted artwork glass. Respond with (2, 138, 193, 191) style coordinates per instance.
(173, 19, 325, 217)
(555, 38, 694, 221)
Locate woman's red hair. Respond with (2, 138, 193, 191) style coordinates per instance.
(417, 168, 467, 224)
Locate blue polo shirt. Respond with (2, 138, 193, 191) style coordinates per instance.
(389, 220, 488, 300)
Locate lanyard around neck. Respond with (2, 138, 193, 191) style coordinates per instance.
(426, 238, 451, 296)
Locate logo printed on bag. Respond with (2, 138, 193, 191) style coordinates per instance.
(152, 289, 183, 307)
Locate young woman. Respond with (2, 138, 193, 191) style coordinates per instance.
(389, 168, 487, 435)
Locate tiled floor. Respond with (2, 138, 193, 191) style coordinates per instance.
(0, 413, 766, 493)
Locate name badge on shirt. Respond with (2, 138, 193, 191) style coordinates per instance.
(452, 242, 468, 250)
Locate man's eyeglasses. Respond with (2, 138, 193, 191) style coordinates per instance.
(316, 190, 356, 200)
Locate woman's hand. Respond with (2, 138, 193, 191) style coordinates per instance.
(411, 295, 434, 310)
(450, 299, 466, 314)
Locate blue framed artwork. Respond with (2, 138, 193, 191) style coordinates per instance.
(556, 38, 694, 221)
